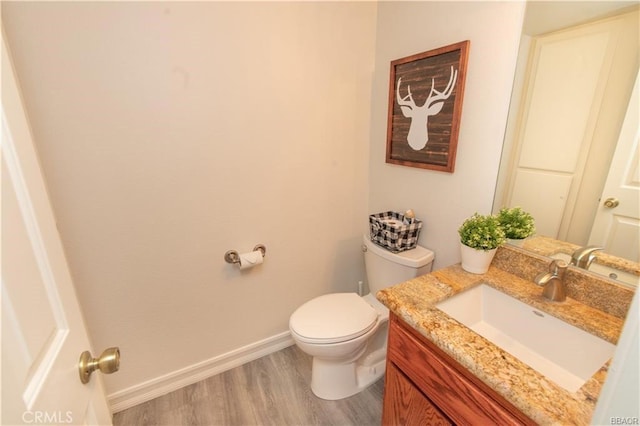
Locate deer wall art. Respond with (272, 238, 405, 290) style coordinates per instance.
(386, 41, 469, 172)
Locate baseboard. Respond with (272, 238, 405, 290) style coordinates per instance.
(108, 331, 295, 413)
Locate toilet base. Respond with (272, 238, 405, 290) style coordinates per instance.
(310, 346, 387, 400)
(291, 292, 390, 400)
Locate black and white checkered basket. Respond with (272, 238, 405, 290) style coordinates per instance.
(369, 211, 422, 253)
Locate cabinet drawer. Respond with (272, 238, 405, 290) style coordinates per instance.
(383, 362, 452, 426)
(388, 314, 533, 425)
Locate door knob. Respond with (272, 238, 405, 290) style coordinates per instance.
(78, 347, 120, 384)
(603, 197, 619, 208)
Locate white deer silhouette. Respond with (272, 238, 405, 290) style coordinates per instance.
(396, 66, 458, 151)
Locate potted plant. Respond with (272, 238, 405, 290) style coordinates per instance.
(458, 213, 506, 274)
(497, 207, 535, 246)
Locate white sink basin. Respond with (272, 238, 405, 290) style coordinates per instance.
(550, 252, 639, 288)
(436, 284, 615, 393)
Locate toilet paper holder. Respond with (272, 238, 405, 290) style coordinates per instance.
(224, 244, 266, 265)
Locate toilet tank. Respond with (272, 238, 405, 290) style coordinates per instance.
(363, 235, 435, 294)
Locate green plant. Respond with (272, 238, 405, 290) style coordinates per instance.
(458, 213, 506, 251)
(497, 207, 536, 239)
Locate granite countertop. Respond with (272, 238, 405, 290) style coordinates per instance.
(376, 244, 635, 426)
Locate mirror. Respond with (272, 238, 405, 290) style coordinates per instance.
(519, 235, 639, 289)
(493, 1, 639, 285)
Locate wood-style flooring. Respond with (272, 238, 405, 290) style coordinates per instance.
(113, 345, 384, 426)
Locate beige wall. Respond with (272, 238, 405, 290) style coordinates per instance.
(2, 2, 376, 396)
(369, 1, 526, 270)
(2, 0, 526, 402)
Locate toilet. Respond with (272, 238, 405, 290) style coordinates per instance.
(289, 234, 434, 400)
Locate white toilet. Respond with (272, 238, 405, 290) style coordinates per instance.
(289, 234, 434, 400)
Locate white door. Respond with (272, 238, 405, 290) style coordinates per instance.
(2, 35, 114, 425)
(588, 73, 640, 263)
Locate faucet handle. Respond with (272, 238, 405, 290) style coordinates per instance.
(550, 259, 568, 278)
(535, 259, 567, 285)
(550, 258, 567, 270)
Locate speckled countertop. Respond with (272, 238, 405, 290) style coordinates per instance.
(376, 244, 636, 426)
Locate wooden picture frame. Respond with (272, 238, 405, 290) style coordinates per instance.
(386, 40, 470, 173)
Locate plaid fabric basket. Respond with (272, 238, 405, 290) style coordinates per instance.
(369, 211, 422, 253)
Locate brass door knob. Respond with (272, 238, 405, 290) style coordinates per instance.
(603, 197, 619, 208)
(78, 347, 120, 384)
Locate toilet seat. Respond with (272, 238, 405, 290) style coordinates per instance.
(289, 293, 378, 344)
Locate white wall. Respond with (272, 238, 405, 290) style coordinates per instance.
(369, 1, 526, 270)
(2, 1, 376, 397)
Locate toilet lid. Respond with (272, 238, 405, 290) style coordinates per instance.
(289, 293, 378, 344)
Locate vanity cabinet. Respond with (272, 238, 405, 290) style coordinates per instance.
(382, 313, 535, 426)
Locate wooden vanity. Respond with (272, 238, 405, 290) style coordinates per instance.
(383, 312, 534, 425)
(377, 244, 634, 425)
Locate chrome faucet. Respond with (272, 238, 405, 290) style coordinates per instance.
(535, 259, 568, 302)
(570, 246, 603, 269)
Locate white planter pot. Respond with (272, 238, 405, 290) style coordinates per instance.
(506, 238, 525, 247)
(460, 242, 497, 274)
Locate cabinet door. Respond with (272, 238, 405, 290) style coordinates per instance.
(387, 314, 534, 425)
(382, 362, 452, 426)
